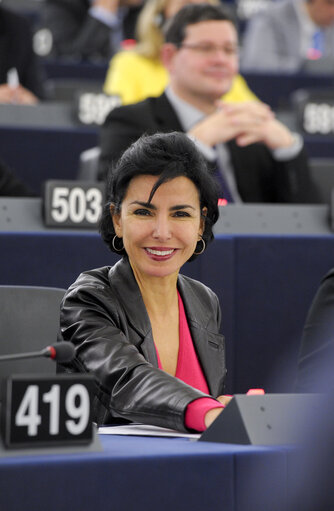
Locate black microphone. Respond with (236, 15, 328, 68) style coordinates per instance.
(0, 342, 75, 364)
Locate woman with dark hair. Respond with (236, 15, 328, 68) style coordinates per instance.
(59, 131, 230, 432)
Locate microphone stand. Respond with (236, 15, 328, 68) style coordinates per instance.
(0, 349, 49, 362)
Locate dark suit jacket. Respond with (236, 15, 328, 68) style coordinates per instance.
(59, 258, 226, 430)
(99, 93, 316, 203)
(43, 0, 141, 60)
(0, 7, 46, 99)
(0, 159, 34, 197)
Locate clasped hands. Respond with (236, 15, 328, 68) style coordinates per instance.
(93, 0, 119, 11)
(93, 0, 140, 12)
(189, 101, 295, 151)
(0, 84, 38, 105)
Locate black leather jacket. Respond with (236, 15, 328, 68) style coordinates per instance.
(59, 258, 226, 432)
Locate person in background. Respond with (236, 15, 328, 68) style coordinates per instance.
(296, 267, 334, 393)
(99, 3, 315, 204)
(290, 266, 334, 511)
(241, 0, 334, 72)
(59, 131, 231, 432)
(103, 0, 257, 105)
(0, 5, 46, 104)
(41, 0, 143, 61)
(0, 159, 35, 196)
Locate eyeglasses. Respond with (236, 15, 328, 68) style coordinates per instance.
(177, 42, 239, 57)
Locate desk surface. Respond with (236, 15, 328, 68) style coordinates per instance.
(0, 111, 98, 194)
(0, 102, 94, 130)
(0, 198, 332, 235)
(0, 433, 295, 511)
(244, 71, 334, 110)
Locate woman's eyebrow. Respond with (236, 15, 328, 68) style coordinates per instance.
(170, 205, 196, 211)
(129, 201, 195, 211)
(129, 200, 156, 209)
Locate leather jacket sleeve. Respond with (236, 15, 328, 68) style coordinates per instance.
(58, 265, 219, 432)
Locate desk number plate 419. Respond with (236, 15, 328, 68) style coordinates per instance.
(1, 374, 94, 448)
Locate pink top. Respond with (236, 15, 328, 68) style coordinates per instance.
(155, 292, 224, 432)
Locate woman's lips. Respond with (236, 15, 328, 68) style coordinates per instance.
(146, 248, 174, 256)
(145, 247, 176, 260)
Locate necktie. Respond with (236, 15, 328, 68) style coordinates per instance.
(214, 150, 234, 203)
(313, 30, 325, 54)
(308, 30, 325, 59)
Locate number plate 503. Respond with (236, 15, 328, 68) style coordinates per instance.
(43, 180, 105, 228)
(1, 374, 94, 448)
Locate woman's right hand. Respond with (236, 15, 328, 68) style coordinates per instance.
(217, 394, 233, 406)
(204, 407, 224, 429)
(204, 395, 233, 429)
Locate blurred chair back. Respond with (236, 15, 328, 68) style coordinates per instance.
(77, 146, 101, 181)
(0, 285, 65, 380)
(44, 79, 103, 103)
(309, 158, 334, 204)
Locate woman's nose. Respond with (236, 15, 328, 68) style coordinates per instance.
(152, 215, 171, 240)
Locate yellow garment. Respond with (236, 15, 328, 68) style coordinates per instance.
(104, 50, 257, 105)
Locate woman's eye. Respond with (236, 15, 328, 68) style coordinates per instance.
(173, 211, 190, 217)
(134, 209, 152, 216)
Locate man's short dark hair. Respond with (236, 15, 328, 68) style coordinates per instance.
(100, 131, 220, 261)
(164, 3, 237, 46)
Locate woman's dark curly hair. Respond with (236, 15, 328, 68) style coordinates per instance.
(99, 131, 219, 262)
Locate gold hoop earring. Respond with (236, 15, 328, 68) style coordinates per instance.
(112, 235, 124, 252)
(194, 236, 206, 255)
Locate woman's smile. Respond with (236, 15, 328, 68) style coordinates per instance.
(145, 246, 177, 260)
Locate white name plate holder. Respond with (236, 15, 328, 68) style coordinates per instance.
(75, 92, 121, 126)
(293, 88, 334, 136)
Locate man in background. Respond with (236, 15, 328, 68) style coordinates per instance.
(241, 0, 334, 72)
(41, 0, 144, 61)
(99, 3, 316, 203)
